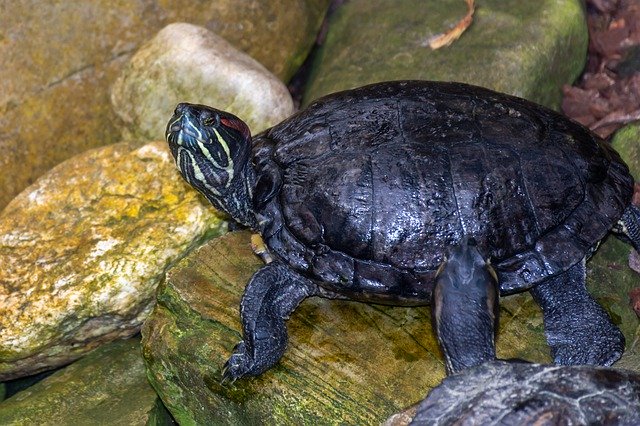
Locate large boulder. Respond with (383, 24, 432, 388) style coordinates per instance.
(0, 0, 329, 210)
(141, 226, 640, 423)
(141, 232, 545, 424)
(408, 361, 640, 425)
(111, 23, 295, 142)
(304, 0, 587, 108)
(0, 141, 225, 380)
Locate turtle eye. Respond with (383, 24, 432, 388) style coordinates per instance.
(201, 112, 220, 127)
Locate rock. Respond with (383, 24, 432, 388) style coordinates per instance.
(142, 232, 551, 424)
(304, 0, 587, 108)
(409, 361, 640, 425)
(1, 370, 57, 402)
(141, 231, 440, 424)
(611, 123, 640, 180)
(111, 23, 295, 142)
(0, 338, 173, 425)
(0, 1, 328, 210)
(588, 236, 640, 372)
(162, 1, 331, 82)
(0, 141, 225, 381)
(142, 226, 640, 423)
(383, 405, 419, 426)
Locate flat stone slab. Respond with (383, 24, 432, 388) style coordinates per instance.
(142, 228, 640, 424)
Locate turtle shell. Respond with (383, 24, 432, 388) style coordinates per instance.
(410, 360, 640, 424)
(251, 81, 633, 303)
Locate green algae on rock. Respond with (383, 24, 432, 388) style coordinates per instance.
(588, 237, 640, 372)
(304, 0, 587, 109)
(611, 123, 640, 181)
(0, 141, 225, 381)
(0, 338, 173, 425)
(111, 23, 295, 143)
(141, 231, 608, 424)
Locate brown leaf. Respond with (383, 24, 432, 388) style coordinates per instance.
(428, 0, 475, 50)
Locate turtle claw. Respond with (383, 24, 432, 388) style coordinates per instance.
(220, 341, 253, 384)
(220, 361, 238, 385)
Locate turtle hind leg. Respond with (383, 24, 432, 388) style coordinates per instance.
(616, 204, 640, 251)
(221, 261, 318, 382)
(529, 258, 624, 366)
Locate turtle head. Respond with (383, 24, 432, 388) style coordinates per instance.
(166, 103, 257, 228)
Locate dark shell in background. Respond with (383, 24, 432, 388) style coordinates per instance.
(253, 81, 633, 300)
(410, 360, 640, 425)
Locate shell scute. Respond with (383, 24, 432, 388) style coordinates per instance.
(253, 81, 633, 299)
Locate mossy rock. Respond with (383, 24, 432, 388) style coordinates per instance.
(141, 229, 640, 424)
(0, 338, 172, 425)
(304, 0, 587, 109)
(611, 123, 640, 180)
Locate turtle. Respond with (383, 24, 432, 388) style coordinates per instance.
(165, 80, 640, 382)
(408, 360, 640, 425)
(404, 240, 640, 425)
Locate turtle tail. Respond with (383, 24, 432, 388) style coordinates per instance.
(620, 204, 640, 252)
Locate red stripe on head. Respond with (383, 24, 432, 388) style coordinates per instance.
(220, 117, 251, 140)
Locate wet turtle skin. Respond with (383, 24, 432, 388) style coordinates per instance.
(166, 80, 638, 380)
(410, 361, 640, 425)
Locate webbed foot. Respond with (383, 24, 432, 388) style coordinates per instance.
(547, 327, 624, 366)
(530, 258, 624, 366)
(220, 261, 318, 383)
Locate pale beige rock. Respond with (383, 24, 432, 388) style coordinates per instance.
(0, 141, 225, 381)
(111, 23, 295, 142)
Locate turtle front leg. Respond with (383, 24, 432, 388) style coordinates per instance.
(529, 258, 624, 366)
(222, 261, 318, 382)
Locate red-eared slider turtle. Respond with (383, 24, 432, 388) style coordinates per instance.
(407, 240, 640, 425)
(165, 80, 640, 382)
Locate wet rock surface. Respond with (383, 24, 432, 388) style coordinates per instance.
(0, 141, 224, 380)
(409, 360, 640, 425)
(142, 231, 445, 425)
(141, 230, 640, 424)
